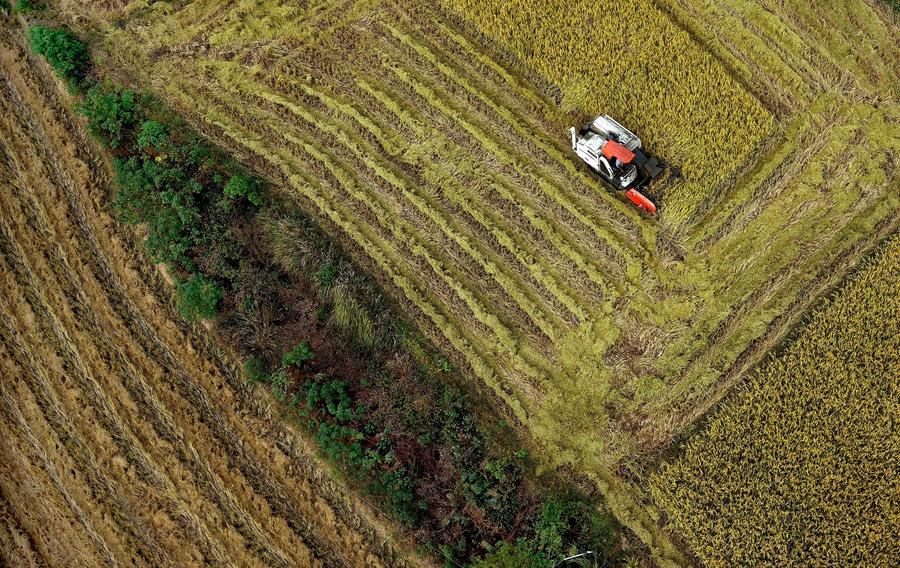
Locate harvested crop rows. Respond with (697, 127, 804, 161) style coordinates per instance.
(78, 0, 674, 455)
(0, 27, 405, 568)
(45, 0, 900, 563)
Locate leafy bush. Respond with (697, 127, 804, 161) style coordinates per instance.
(175, 274, 223, 321)
(533, 499, 615, 562)
(470, 496, 617, 568)
(244, 356, 268, 384)
(15, 0, 36, 14)
(223, 174, 262, 206)
(77, 83, 139, 149)
(282, 340, 315, 368)
(28, 25, 90, 87)
(316, 262, 337, 289)
(471, 539, 546, 568)
(136, 120, 168, 150)
(305, 378, 357, 422)
(112, 155, 201, 267)
(374, 469, 423, 525)
(271, 370, 289, 402)
(315, 422, 365, 465)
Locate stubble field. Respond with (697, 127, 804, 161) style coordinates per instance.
(0, 26, 406, 568)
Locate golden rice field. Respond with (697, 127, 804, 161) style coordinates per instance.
(0, 26, 406, 568)
(44, 0, 900, 564)
(649, 235, 900, 567)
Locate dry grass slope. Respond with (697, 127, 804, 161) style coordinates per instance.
(649, 234, 900, 567)
(0, 25, 407, 568)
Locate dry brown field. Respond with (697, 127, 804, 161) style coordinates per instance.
(0, 25, 410, 568)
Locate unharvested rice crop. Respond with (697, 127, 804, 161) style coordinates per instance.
(649, 235, 900, 567)
(652, 0, 900, 115)
(0, 26, 403, 568)
(441, 0, 774, 224)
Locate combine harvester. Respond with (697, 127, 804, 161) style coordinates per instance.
(570, 115, 664, 215)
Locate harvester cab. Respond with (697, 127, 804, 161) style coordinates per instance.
(569, 115, 664, 216)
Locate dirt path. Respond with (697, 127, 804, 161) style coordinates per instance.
(0, 26, 412, 568)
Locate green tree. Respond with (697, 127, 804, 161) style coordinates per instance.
(176, 274, 223, 321)
(28, 25, 90, 87)
(112, 155, 201, 268)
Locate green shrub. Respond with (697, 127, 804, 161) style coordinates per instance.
(244, 356, 268, 384)
(223, 174, 262, 206)
(316, 262, 337, 289)
(15, 0, 36, 14)
(136, 120, 168, 150)
(471, 497, 616, 567)
(112, 155, 201, 268)
(175, 274, 223, 321)
(533, 499, 615, 562)
(471, 539, 547, 568)
(315, 422, 365, 465)
(375, 469, 423, 525)
(28, 25, 90, 87)
(282, 340, 315, 368)
(77, 83, 138, 149)
(305, 379, 356, 422)
(271, 370, 289, 402)
(0, 0, 11, 14)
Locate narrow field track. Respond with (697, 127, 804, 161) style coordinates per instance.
(0, 26, 411, 568)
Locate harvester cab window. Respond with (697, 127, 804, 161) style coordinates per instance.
(598, 157, 613, 179)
